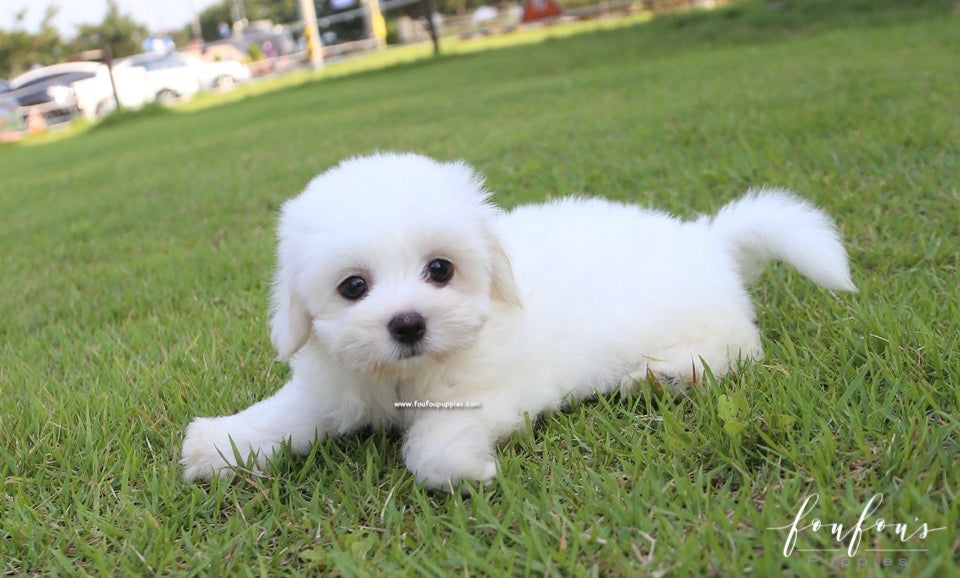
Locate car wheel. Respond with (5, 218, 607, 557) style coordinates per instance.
(213, 75, 236, 90)
(156, 89, 179, 106)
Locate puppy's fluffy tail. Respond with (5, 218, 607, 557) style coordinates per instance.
(706, 189, 856, 291)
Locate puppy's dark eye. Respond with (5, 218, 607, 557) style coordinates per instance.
(425, 258, 454, 285)
(337, 275, 368, 300)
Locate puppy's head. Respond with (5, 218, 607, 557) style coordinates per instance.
(270, 153, 519, 372)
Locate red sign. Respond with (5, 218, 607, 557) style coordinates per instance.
(522, 0, 563, 22)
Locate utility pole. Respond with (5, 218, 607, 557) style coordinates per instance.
(102, 45, 122, 113)
(298, 0, 325, 69)
(422, 0, 439, 55)
(230, 0, 247, 24)
(189, 0, 202, 39)
(362, 0, 388, 49)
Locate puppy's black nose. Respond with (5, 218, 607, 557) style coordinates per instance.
(388, 312, 426, 345)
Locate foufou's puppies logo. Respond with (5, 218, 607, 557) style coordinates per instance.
(769, 493, 946, 558)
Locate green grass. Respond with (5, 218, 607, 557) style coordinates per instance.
(2, 0, 958, 574)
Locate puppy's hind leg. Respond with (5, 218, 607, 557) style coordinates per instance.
(620, 330, 763, 395)
(618, 358, 678, 396)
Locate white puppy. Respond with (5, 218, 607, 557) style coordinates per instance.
(182, 152, 855, 490)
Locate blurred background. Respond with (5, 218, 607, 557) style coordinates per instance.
(0, 0, 716, 135)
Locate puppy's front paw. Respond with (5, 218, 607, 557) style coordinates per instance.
(180, 417, 260, 482)
(405, 446, 497, 492)
(402, 421, 497, 492)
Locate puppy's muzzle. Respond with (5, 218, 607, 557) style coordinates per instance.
(388, 312, 426, 346)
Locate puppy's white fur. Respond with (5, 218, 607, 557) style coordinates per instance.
(182, 153, 855, 490)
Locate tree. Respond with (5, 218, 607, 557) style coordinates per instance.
(247, 0, 299, 24)
(196, 1, 233, 42)
(71, 0, 148, 59)
(0, 5, 64, 78)
(194, 0, 301, 42)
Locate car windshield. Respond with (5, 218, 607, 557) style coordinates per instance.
(124, 53, 188, 70)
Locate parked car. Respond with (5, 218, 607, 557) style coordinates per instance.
(199, 23, 299, 76)
(115, 52, 249, 104)
(1, 80, 24, 136)
(114, 52, 200, 104)
(188, 56, 251, 90)
(7, 62, 149, 124)
(8, 63, 93, 124)
(69, 64, 149, 119)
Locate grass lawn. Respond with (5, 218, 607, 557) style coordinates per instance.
(2, 0, 958, 574)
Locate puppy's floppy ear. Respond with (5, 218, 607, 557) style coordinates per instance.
(269, 252, 311, 361)
(453, 159, 522, 307)
(483, 224, 522, 307)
